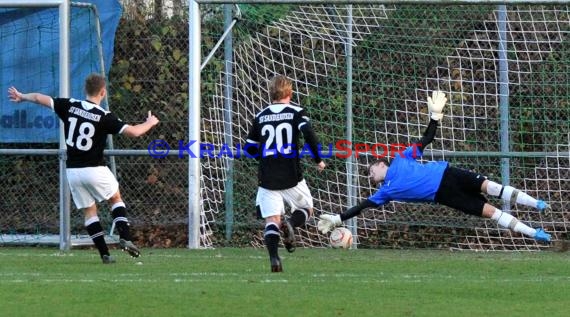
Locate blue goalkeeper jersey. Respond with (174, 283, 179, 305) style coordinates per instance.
(368, 146, 448, 206)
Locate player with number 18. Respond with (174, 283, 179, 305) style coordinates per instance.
(8, 73, 159, 263)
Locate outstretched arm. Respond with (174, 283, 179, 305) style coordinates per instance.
(122, 111, 160, 137)
(8, 86, 53, 108)
(341, 199, 377, 220)
(415, 90, 447, 152)
(415, 119, 439, 152)
(317, 199, 377, 233)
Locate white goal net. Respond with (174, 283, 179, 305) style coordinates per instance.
(199, 3, 569, 251)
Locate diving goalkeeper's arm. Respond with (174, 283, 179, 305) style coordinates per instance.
(415, 90, 447, 152)
(317, 199, 377, 234)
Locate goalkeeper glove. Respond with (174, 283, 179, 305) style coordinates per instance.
(317, 214, 342, 234)
(427, 90, 447, 121)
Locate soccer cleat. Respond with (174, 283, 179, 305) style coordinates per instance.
(102, 255, 116, 264)
(281, 220, 296, 253)
(119, 239, 141, 258)
(270, 256, 282, 273)
(536, 200, 551, 213)
(534, 228, 551, 243)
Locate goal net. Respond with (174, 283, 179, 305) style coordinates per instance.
(200, 3, 570, 251)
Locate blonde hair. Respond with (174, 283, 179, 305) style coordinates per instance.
(269, 75, 292, 101)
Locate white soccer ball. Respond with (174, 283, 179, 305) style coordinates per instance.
(329, 227, 353, 249)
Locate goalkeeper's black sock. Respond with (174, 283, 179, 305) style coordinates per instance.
(263, 222, 280, 258)
(111, 202, 132, 241)
(85, 216, 110, 258)
(290, 209, 309, 228)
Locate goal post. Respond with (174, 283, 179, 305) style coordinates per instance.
(192, 0, 570, 250)
(188, 0, 202, 249)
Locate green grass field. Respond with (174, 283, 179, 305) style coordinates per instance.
(0, 246, 568, 317)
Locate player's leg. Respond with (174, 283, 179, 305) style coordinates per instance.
(279, 216, 297, 253)
(482, 180, 550, 212)
(264, 214, 283, 272)
(440, 192, 551, 243)
(482, 204, 551, 243)
(435, 168, 550, 243)
(66, 168, 114, 264)
(108, 190, 140, 258)
(83, 204, 115, 263)
(256, 187, 285, 272)
(83, 166, 140, 258)
(281, 180, 314, 252)
(286, 179, 314, 227)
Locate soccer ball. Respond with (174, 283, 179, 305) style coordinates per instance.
(329, 227, 353, 249)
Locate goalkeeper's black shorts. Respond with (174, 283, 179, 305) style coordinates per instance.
(434, 166, 488, 217)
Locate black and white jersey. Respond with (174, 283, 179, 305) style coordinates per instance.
(52, 98, 126, 168)
(245, 103, 321, 190)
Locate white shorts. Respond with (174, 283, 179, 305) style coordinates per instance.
(66, 166, 119, 209)
(256, 179, 314, 219)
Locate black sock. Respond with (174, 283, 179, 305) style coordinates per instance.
(290, 209, 308, 228)
(112, 204, 132, 241)
(264, 222, 280, 258)
(86, 219, 109, 258)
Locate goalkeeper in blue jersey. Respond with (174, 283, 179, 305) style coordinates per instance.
(318, 91, 552, 243)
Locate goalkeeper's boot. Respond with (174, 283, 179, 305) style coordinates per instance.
(281, 220, 296, 253)
(119, 239, 141, 258)
(534, 229, 551, 243)
(102, 255, 116, 264)
(270, 256, 282, 273)
(536, 200, 551, 214)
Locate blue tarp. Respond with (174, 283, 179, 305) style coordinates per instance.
(0, 0, 122, 143)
